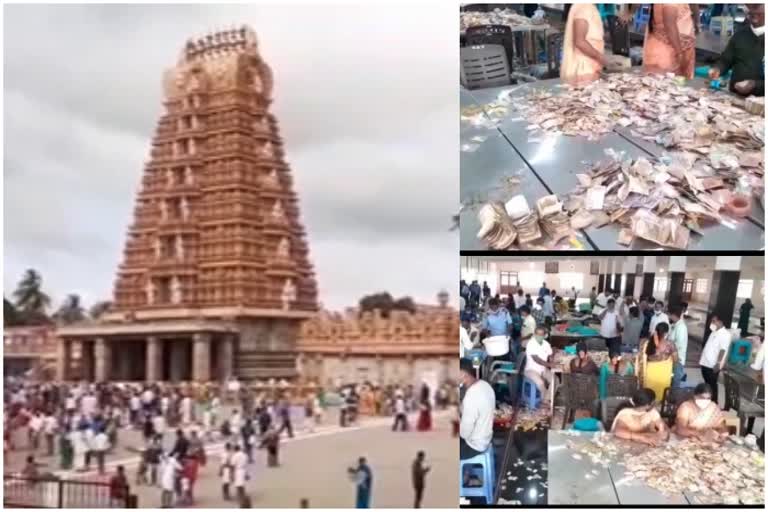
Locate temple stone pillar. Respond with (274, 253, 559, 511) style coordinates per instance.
(94, 338, 111, 382)
(146, 336, 161, 382)
(193, 333, 211, 382)
(57, 339, 72, 381)
(217, 334, 234, 381)
(81, 340, 94, 381)
(169, 341, 188, 382)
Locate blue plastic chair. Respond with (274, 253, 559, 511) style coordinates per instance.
(459, 445, 496, 504)
(521, 377, 542, 409)
(633, 5, 651, 32)
(729, 340, 753, 365)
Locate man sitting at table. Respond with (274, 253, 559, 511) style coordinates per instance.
(458, 358, 495, 460)
(524, 326, 555, 406)
(569, 341, 599, 375)
(674, 383, 728, 442)
(520, 306, 537, 346)
(708, 4, 765, 97)
(611, 388, 669, 446)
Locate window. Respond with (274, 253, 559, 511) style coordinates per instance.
(559, 272, 584, 292)
(654, 277, 668, 293)
(683, 279, 693, 293)
(695, 279, 708, 294)
(737, 279, 754, 299)
(499, 271, 518, 287)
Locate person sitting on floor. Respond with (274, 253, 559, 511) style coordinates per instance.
(611, 388, 669, 447)
(458, 358, 495, 461)
(674, 383, 728, 442)
(570, 341, 599, 375)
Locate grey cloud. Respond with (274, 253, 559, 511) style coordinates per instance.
(4, 4, 457, 310)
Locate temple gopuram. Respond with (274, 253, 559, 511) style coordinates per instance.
(296, 293, 457, 387)
(56, 26, 318, 383)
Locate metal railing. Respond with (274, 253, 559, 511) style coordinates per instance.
(3, 474, 136, 508)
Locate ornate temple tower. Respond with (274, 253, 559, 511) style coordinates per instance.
(57, 27, 318, 383)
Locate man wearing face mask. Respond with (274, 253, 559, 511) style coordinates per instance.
(482, 298, 511, 337)
(674, 383, 728, 442)
(458, 358, 495, 460)
(648, 301, 669, 336)
(668, 305, 689, 388)
(599, 299, 621, 358)
(523, 326, 554, 405)
(699, 314, 732, 407)
(708, 4, 765, 97)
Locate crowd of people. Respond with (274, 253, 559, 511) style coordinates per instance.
(5, 375, 457, 508)
(459, 276, 765, 459)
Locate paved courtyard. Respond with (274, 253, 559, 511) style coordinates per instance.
(5, 408, 457, 508)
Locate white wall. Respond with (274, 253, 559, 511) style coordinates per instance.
(492, 259, 598, 296)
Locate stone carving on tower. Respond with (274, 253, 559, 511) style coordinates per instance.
(111, 25, 317, 314)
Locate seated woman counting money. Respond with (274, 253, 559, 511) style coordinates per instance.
(674, 383, 728, 442)
(611, 388, 670, 447)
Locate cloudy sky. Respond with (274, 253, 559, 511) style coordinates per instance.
(3, 3, 457, 312)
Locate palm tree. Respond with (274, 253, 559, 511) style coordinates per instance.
(13, 269, 51, 315)
(89, 300, 113, 320)
(55, 294, 86, 324)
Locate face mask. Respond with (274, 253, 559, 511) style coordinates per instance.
(695, 399, 711, 409)
(535, 335, 544, 343)
(709, 323, 717, 331)
(751, 24, 765, 37)
(655, 310, 661, 315)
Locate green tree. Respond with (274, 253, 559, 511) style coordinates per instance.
(13, 269, 51, 322)
(89, 300, 113, 320)
(359, 292, 416, 317)
(54, 294, 86, 324)
(4, 297, 19, 326)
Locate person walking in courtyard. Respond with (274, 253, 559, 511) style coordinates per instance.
(277, 398, 294, 438)
(160, 454, 181, 508)
(392, 392, 408, 431)
(260, 424, 281, 467)
(219, 443, 234, 501)
(231, 444, 249, 505)
(349, 456, 373, 508)
(411, 451, 430, 508)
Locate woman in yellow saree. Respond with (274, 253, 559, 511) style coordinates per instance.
(637, 322, 677, 402)
(643, 4, 696, 79)
(561, 3, 605, 85)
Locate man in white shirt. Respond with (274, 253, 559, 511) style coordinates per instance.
(459, 319, 475, 358)
(90, 428, 110, 475)
(519, 306, 537, 347)
(649, 301, 670, 335)
(699, 313, 732, 407)
(542, 291, 555, 324)
(43, 413, 58, 456)
(28, 412, 44, 451)
(392, 392, 408, 431)
(513, 290, 526, 311)
(523, 327, 554, 402)
(596, 289, 608, 308)
(599, 299, 622, 357)
(459, 358, 495, 460)
(668, 305, 689, 387)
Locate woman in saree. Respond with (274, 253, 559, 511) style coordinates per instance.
(612, 388, 670, 446)
(643, 4, 696, 79)
(561, 3, 606, 85)
(599, 353, 635, 400)
(638, 323, 677, 402)
(416, 397, 432, 432)
(674, 383, 728, 442)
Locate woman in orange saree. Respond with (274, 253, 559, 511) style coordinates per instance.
(561, 3, 605, 85)
(643, 4, 696, 79)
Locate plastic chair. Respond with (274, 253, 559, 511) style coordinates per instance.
(723, 373, 763, 436)
(599, 396, 631, 431)
(459, 444, 496, 504)
(460, 45, 511, 90)
(561, 373, 599, 429)
(728, 340, 753, 365)
(660, 386, 695, 426)
(606, 374, 638, 398)
(633, 5, 651, 32)
(466, 24, 516, 73)
(522, 377, 542, 409)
